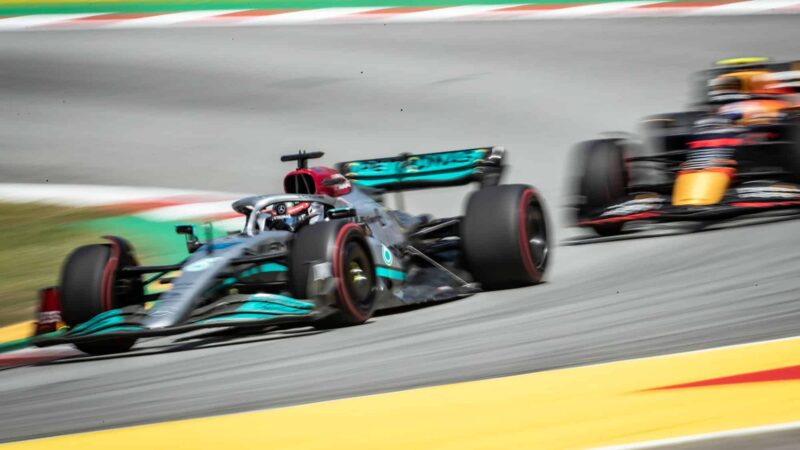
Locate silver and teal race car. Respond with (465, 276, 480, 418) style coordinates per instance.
(34, 148, 550, 355)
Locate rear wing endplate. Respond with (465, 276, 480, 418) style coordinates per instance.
(337, 147, 505, 192)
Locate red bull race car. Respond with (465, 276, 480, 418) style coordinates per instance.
(572, 58, 800, 236)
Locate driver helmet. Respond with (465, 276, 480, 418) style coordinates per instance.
(707, 70, 778, 104)
(707, 74, 749, 104)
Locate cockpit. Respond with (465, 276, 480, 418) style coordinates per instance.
(231, 151, 359, 236)
(233, 195, 343, 236)
(253, 200, 326, 233)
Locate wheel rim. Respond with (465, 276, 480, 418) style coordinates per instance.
(341, 241, 375, 314)
(525, 200, 548, 272)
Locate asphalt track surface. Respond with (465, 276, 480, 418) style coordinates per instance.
(2, 16, 800, 446)
(671, 428, 800, 450)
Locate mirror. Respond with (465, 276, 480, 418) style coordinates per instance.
(175, 225, 201, 253)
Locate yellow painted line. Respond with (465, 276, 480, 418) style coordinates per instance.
(3, 337, 800, 449)
(0, 320, 34, 344)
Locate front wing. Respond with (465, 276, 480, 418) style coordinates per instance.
(578, 183, 800, 227)
(34, 293, 328, 347)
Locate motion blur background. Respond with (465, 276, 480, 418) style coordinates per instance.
(1, 1, 800, 448)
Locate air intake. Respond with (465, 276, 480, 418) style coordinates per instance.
(284, 173, 316, 194)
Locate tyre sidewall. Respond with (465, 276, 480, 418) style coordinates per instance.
(290, 221, 376, 326)
(60, 243, 141, 355)
(577, 139, 629, 214)
(461, 184, 549, 289)
(574, 139, 629, 236)
(60, 245, 113, 326)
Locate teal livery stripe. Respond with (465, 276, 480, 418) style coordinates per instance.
(343, 148, 489, 187)
(375, 266, 406, 281)
(353, 168, 476, 187)
(197, 313, 279, 323)
(93, 326, 145, 335)
(70, 309, 126, 335)
(217, 262, 288, 289)
(200, 294, 314, 323)
(237, 301, 311, 315)
(240, 262, 288, 277)
(246, 294, 314, 309)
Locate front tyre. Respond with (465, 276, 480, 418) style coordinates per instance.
(461, 184, 549, 289)
(290, 221, 377, 328)
(574, 139, 629, 236)
(60, 241, 142, 355)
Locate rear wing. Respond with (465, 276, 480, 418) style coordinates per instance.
(337, 147, 505, 192)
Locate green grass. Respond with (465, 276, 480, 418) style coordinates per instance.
(0, 202, 233, 327)
(0, 203, 109, 326)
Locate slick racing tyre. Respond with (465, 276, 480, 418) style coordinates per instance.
(60, 240, 143, 355)
(290, 221, 377, 328)
(461, 184, 549, 289)
(784, 120, 800, 181)
(575, 139, 629, 236)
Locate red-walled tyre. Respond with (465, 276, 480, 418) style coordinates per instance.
(60, 240, 143, 355)
(290, 221, 377, 327)
(461, 184, 549, 289)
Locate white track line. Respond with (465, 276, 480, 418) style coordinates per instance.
(0, 13, 102, 30)
(592, 421, 800, 450)
(241, 7, 384, 24)
(688, 0, 800, 15)
(136, 201, 239, 221)
(0, 183, 243, 207)
(109, 10, 245, 28)
(535, 1, 663, 17)
(1, 2, 800, 31)
(386, 4, 522, 21)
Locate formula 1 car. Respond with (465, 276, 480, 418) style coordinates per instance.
(34, 148, 549, 355)
(572, 109, 800, 236)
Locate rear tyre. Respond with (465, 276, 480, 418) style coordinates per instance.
(784, 120, 800, 181)
(290, 221, 377, 328)
(461, 184, 549, 289)
(574, 139, 629, 236)
(60, 242, 142, 355)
